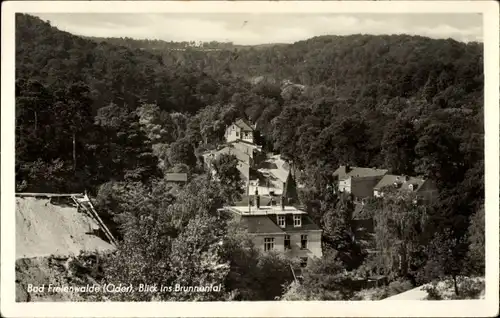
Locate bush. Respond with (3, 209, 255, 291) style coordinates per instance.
(387, 279, 414, 295)
(423, 283, 443, 300)
(457, 277, 484, 299)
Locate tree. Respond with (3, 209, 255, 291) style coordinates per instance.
(420, 228, 469, 296)
(168, 214, 230, 301)
(168, 137, 197, 168)
(282, 251, 355, 300)
(322, 193, 364, 269)
(94, 103, 161, 184)
(414, 122, 463, 188)
(254, 252, 295, 300)
(102, 182, 177, 301)
(212, 153, 244, 204)
(372, 189, 429, 280)
(466, 205, 485, 275)
(219, 219, 262, 300)
(381, 119, 417, 175)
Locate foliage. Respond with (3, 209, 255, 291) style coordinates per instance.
(423, 277, 484, 300)
(466, 205, 485, 275)
(211, 153, 245, 204)
(282, 251, 356, 300)
(372, 190, 429, 279)
(419, 228, 469, 296)
(322, 193, 365, 270)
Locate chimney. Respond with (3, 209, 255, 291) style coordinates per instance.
(404, 175, 410, 182)
(345, 164, 351, 173)
(248, 194, 252, 214)
(280, 195, 285, 211)
(254, 188, 260, 209)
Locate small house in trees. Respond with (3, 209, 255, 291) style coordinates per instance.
(219, 189, 322, 268)
(165, 173, 188, 183)
(373, 174, 438, 203)
(332, 165, 388, 201)
(225, 118, 255, 144)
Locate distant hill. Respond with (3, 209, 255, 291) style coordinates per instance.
(85, 36, 288, 51)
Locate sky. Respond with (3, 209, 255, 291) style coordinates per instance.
(32, 13, 483, 45)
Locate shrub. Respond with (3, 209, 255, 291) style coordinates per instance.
(423, 283, 443, 300)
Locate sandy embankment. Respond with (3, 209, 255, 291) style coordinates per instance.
(15, 196, 116, 301)
(16, 197, 115, 259)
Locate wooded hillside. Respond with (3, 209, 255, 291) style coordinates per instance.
(15, 14, 485, 300)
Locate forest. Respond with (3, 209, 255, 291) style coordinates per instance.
(15, 14, 485, 300)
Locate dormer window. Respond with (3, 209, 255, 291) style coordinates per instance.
(278, 215, 286, 228)
(408, 184, 414, 191)
(293, 215, 302, 227)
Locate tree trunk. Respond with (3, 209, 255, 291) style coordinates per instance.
(72, 132, 76, 171)
(453, 274, 459, 296)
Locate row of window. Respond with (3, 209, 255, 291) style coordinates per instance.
(264, 235, 308, 251)
(277, 215, 302, 228)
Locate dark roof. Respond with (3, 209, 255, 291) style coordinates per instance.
(373, 174, 426, 191)
(239, 213, 321, 234)
(268, 213, 321, 232)
(333, 166, 388, 180)
(239, 215, 285, 234)
(165, 173, 188, 182)
(234, 118, 254, 131)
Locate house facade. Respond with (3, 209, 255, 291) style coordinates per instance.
(373, 174, 438, 203)
(333, 165, 388, 200)
(220, 191, 322, 267)
(225, 118, 255, 144)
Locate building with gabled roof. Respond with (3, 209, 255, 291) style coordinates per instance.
(225, 118, 255, 143)
(332, 165, 388, 200)
(220, 189, 322, 268)
(373, 174, 438, 203)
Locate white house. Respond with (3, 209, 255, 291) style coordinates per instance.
(225, 118, 255, 143)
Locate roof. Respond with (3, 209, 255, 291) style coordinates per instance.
(228, 139, 262, 150)
(234, 118, 254, 131)
(333, 166, 388, 180)
(237, 213, 320, 234)
(165, 173, 188, 182)
(226, 205, 307, 216)
(224, 204, 321, 234)
(268, 213, 321, 232)
(373, 174, 426, 191)
(239, 215, 285, 234)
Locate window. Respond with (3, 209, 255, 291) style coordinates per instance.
(408, 184, 414, 191)
(278, 215, 286, 228)
(236, 131, 239, 137)
(293, 215, 302, 227)
(264, 238, 274, 251)
(284, 235, 291, 250)
(300, 235, 308, 249)
(299, 257, 308, 268)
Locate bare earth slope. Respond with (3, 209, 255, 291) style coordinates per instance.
(16, 197, 115, 259)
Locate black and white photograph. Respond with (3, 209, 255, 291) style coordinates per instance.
(1, 1, 498, 317)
